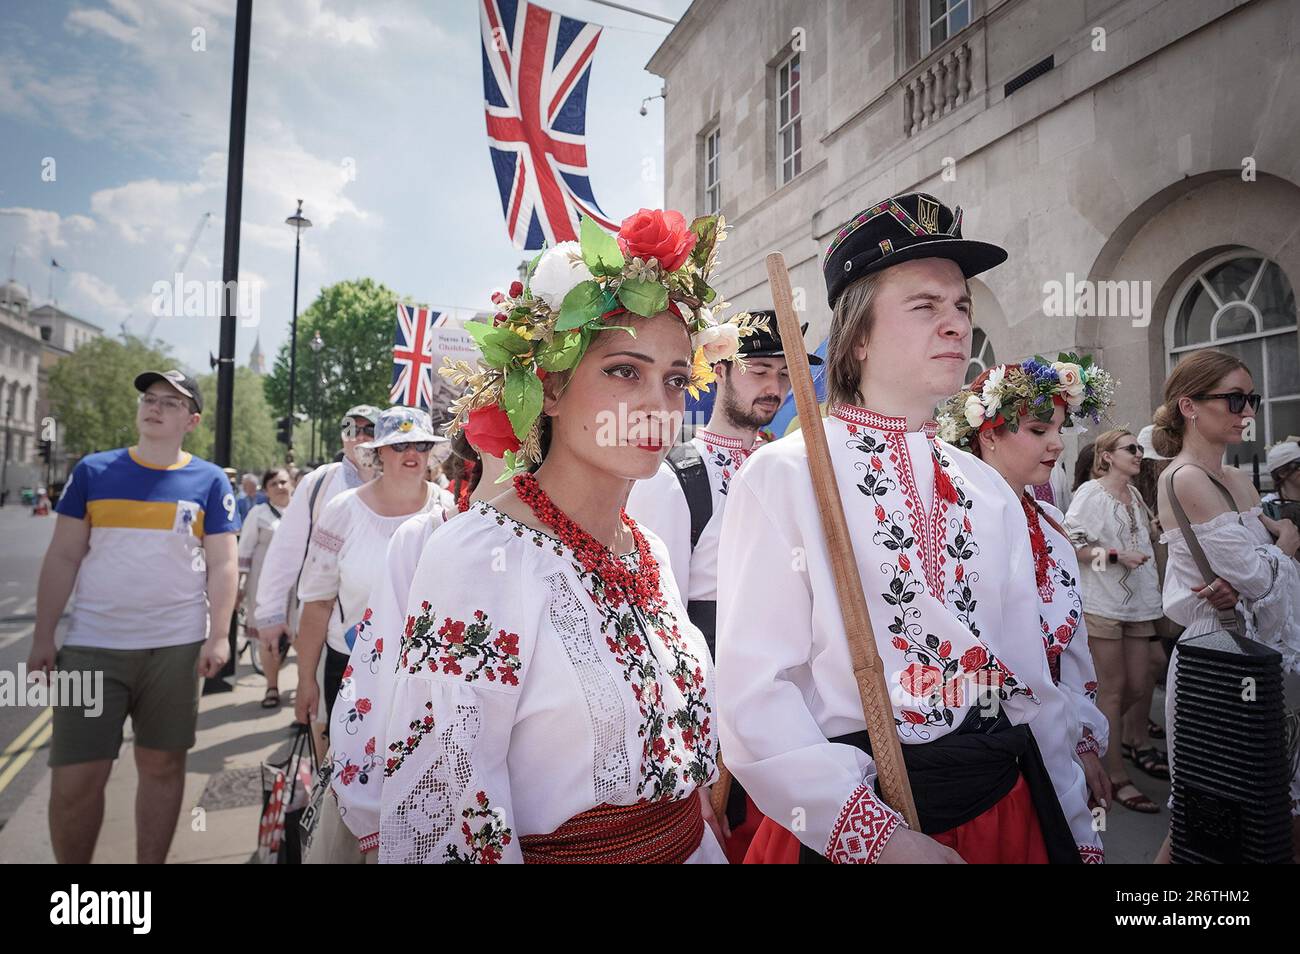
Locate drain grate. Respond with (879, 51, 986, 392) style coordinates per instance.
(197, 765, 265, 811)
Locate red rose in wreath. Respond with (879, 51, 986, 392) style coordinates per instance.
(464, 404, 521, 458)
(617, 209, 697, 272)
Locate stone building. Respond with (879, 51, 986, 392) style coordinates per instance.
(0, 281, 45, 500)
(31, 303, 103, 488)
(648, 0, 1300, 474)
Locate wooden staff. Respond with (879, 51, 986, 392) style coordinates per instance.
(764, 252, 920, 830)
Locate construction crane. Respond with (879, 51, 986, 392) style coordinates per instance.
(139, 211, 211, 342)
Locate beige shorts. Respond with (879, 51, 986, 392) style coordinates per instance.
(1084, 612, 1158, 641)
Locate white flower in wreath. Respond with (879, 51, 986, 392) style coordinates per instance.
(980, 366, 1006, 405)
(530, 242, 592, 310)
(963, 393, 987, 429)
(1052, 361, 1086, 403)
(695, 321, 740, 362)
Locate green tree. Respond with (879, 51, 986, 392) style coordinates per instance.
(264, 277, 397, 462)
(48, 335, 176, 457)
(184, 366, 280, 473)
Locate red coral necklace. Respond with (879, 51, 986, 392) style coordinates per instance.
(514, 473, 662, 613)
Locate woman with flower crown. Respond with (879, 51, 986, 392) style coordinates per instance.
(373, 209, 764, 863)
(935, 354, 1120, 862)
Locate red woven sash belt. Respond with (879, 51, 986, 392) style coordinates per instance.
(520, 795, 704, 864)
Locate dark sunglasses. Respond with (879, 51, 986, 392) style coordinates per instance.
(1116, 443, 1143, 456)
(345, 423, 376, 437)
(387, 441, 435, 453)
(1193, 392, 1262, 414)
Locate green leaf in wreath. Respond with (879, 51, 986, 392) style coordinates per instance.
(503, 366, 544, 440)
(483, 327, 533, 357)
(580, 215, 624, 275)
(536, 331, 587, 372)
(616, 278, 668, 318)
(556, 280, 603, 331)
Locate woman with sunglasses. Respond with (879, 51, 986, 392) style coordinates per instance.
(1152, 349, 1300, 859)
(295, 407, 451, 733)
(1064, 428, 1167, 813)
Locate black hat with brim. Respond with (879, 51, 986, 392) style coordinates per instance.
(738, 312, 823, 365)
(823, 192, 1007, 309)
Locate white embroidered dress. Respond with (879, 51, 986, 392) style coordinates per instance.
(1160, 504, 1300, 813)
(376, 501, 725, 863)
(626, 429, 763, 603)
(716, 406, 1096, 862)
(330, 510, 447, 852)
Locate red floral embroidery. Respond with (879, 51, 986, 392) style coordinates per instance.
(399, 607, 524, 685)
(384, 702, 436, 777)
(826, 782, 904, 864)
(445, 790, 513, 864)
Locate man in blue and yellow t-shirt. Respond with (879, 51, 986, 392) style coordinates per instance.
(28, 368, 240, 864)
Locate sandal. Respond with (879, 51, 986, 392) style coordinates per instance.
(1126, 744, 1170, 780)
(1147, 718, 1166, 740)
(1112, 780, 1160, 814)
(261, 687, 281, 709)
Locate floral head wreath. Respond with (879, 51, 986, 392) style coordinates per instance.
(935, 352, 1117, 450)
(440, 209, 769, 477)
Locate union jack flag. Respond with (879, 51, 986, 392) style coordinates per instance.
(480, 0, 618, 249)
(390, 304, 442, 411)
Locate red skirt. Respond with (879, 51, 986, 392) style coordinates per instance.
(745, 775, 1050, 864)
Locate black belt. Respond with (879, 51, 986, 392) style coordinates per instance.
(686, 600, 716, 659)
(799, 708, 1080, 864)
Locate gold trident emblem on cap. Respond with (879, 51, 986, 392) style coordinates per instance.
(917, 196, 939, 234)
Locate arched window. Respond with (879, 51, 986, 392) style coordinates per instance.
(1166, 251, 1300, 468)
(965, 327, 995, 384)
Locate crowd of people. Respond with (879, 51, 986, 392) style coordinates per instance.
(25, 192, 1300, 865)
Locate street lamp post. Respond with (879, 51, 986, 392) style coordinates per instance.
(284, 198, 312, 464)
(0, 397, 12, 507)
(309, 329, 323, 464)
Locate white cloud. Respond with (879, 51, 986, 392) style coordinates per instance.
(0, 207, 93, 249)
(65, 270, 130, 319)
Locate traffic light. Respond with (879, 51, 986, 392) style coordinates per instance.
(276, 416, 292, 447)
(38, 439, 52, 464)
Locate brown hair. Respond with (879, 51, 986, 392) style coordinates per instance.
(1152, 349, 1250, 457)
(825, 273, 885, 409)
(1073, 443, 1095, 491)
(1090, 428, 1134, 479)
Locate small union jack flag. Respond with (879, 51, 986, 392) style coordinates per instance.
(480, 0, 619, 249)
(391, 304, 441, 411)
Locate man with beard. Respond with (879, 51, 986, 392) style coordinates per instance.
(627, 316, 818, 862)
(627, 314, 816, 657)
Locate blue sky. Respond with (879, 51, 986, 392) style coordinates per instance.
(0, 0, 690, 372)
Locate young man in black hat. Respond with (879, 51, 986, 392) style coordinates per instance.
(717, 193, 1095, 864)
(29, 369, 240, 863)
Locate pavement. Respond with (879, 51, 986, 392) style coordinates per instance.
(0, 504, 1174, 863)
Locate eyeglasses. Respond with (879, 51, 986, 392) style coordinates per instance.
(344, 424, 376, 437)
(1193, 392, 1262, 414)
(138, 393, 191, 412)
(387, 441, 435, 453)
(1116, 443, 1143, 456)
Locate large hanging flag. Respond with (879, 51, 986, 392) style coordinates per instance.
(479, 0, 619, 249)
(391, 303, 440, 410)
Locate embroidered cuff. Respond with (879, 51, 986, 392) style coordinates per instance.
(358, 832, 379, 853)
(1076, 734, 1100, 757)
(826, 782, 906, 864)
(1079, 844, 1104, 864)
(254, 610, 287, 628)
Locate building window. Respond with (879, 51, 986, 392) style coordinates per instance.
(920, 0, 971, 56)
(702, 125, 721, 216)
(965, 327, 996, 384)
(1166, 251, 1299, 469)
(777, 51, 802, 186)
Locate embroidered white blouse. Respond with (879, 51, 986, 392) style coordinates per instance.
(1033, 500, 1110, 763)
(298, 484, 444, 655)
(237, 501, 281, 612)
(330, 509, 446, 852)
(375, 502, 726, 863)
(716, 406, 1096, 863)
(626, 429, 763, 604)
(1063, 480, 1163, 622)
